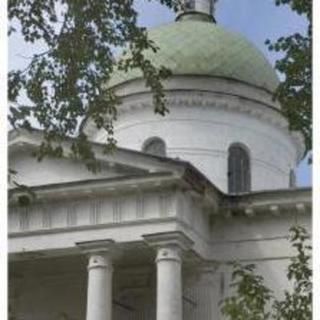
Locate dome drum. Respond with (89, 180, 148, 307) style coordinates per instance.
(91, 87, 302, 193)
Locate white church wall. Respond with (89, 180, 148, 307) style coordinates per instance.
(10, 151, 121, 187)
(95, 95, 298, 193)
(206, 211, 311, 318)
(180, 207, 310, 319)
(211, 212, 310, 243)
(175, 191, 212, 258)
(209, 212, 311, 261)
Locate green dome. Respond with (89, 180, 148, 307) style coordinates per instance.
(110, 19, 279, 92)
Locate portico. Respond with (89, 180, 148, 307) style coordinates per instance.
(9, 234, 205, 320)
(74, 232, 194, 320)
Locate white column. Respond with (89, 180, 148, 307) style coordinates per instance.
(143, 232, 194, 320)
(77, 240, 115, 320)
(86, 251, 113, 320)
(156, 245, 183, 320)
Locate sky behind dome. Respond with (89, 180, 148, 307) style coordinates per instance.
(8, 0, 311, 187)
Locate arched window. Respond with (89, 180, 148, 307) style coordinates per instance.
(142, 137, 166, 157)
(228, 144, 251, 193)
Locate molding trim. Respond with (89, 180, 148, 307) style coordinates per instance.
(76, 239, 115, 254)
(143, 231, 194, 252)
(8, 216, 178, 238)
(87, 90, 305, 161)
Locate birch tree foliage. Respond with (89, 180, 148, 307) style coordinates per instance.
(220, 226, 312, 320)
(8, 0, 181, 172)
(266, 0, 312, 152)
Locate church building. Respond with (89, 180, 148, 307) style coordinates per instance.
(9, 1, 311, 319)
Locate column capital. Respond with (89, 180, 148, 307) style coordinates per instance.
(76, 239, 116, 273)
(143, 231, 194, 252)
(76, 239, 115, 255)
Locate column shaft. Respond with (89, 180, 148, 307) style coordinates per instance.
(156, 246, 182, 320)
(86, 253, 113, 320)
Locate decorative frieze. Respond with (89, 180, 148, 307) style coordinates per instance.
(19, 207, 29, 231)
(113, 198, 122, 222)
(136, 193, 145, 219)
(42, 206, 52, 229)
(67, 203, 78, 226)
(90, 200, 101, 225)
(159, 193, 171, 217)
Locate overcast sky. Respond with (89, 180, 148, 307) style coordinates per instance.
(8, 0, 311, 186)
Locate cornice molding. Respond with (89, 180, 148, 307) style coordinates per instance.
(218, 187, 311, 219)
(116, 91, 282, 127)
(143, 231, 194, 252)
(86, 90, 305, 161)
